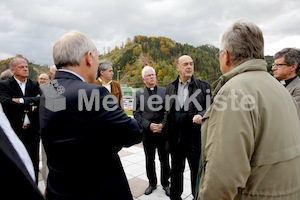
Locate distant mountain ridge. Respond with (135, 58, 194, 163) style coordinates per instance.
(0, 36, 275, 85)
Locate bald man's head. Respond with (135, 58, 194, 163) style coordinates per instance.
(38, 73, 50, 85)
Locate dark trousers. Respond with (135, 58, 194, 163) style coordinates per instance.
(143, 136, 170, 187)
(170, 145, 200, 200)
(17, 127, 40, 183)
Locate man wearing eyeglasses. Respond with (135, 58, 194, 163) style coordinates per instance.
(272, 47, 300, 113)
(195, 19, 300, 200)
(133, 66, 170, 196)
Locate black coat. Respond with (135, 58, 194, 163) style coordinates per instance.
(163, 76, 211, 152)
(0, 76, 41, 179)
(133, 86, 166, 141)
(0, 77, 40, 135)
(39, 71, 142, 200)
(0, 126, 45, 200)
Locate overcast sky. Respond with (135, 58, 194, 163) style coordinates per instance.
(0, 0, 299, 66)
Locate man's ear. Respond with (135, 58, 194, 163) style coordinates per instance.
(224, 50, 234, 72)
(85, 51, 93, 67)
(224, 50, 231, 66)
(291, 64, 297, 72)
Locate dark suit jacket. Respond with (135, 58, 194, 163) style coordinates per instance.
(133, 86, 166, 141)
(163, 76, 211, 152)
(40, 71, 142, 200)
(0, 76, 40, 134)
(0, 126, 45, 200)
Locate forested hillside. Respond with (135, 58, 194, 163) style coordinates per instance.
(99, 35, 275, 88)
(99, 35, 221, 87)
(0, 36, 275, 86)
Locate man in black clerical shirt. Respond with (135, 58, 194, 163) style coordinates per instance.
(133, 65, 170, 196)
(272, 48, 300, 113)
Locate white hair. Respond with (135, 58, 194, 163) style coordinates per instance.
(50, 65, 57, 73)
(141, 65, 155, 78)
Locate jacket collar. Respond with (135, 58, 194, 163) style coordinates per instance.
(56, 69, 85, 82)
(212, 59, 267, 97)
(172, 75, 196, 85)
(55, 70, 85, 82)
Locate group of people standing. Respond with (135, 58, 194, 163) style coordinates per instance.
(134, 55, 211, 200)
(0, 18, 300, 200)
(133, 21, 300, 200)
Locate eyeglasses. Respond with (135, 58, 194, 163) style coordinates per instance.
(144, 74, 156, 78)
(272, 63, 290, 67)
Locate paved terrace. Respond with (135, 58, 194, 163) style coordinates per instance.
(38, 142, 194, 200)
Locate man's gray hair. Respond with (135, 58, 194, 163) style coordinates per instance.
(50, 65, 57, 73)
(53, 30, 97, 69)
(9, 57, 27, 69)
(0, 69, 13, 80)
(97, 60, 113, 78)
(219, 19, 264, 66)
(274, 48, 300, 73)
(141, 65, 156, 78)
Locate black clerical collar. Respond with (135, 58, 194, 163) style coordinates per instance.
(147, 85, 157, 93)
(281, 76, 297, 87)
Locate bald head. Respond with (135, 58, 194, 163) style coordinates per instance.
(177, 55, 194, 83)
(38, 73, 50, 85)
(49, 65, 57, 80)
(178, 55, 192, 66)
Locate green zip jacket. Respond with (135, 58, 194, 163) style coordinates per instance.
(197, 59, 300, 200)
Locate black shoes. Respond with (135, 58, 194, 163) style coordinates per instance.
(144, 185, 170, 196)
(144, 185, 157, 195)
(163, 186, 170, 196)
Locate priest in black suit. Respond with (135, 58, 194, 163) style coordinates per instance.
(133, 66, 170, 196)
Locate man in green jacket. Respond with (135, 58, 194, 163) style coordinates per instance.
(196, 19, 300, 200)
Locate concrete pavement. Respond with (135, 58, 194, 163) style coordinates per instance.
(38, 142, 194, 200)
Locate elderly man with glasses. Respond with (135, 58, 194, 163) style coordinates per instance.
(195, 19, 300, 200)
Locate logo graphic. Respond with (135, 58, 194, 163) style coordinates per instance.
(41, 80, 66, 112)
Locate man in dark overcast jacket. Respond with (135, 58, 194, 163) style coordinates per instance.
(40, 30, 142, 200)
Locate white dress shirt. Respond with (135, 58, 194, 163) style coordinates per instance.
(14, 77, 30, 125)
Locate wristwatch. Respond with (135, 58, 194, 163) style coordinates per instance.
(19, 98, 24, 104)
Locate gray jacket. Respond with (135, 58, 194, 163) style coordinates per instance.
(286, 76, 300, 114)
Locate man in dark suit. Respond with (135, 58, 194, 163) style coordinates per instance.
(133, 66, 170, 196)
(0, 103, 44, 200)
(0, 57, 41, 182)
(163, 55, 211, 200)
(39, 30, 142, 200)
